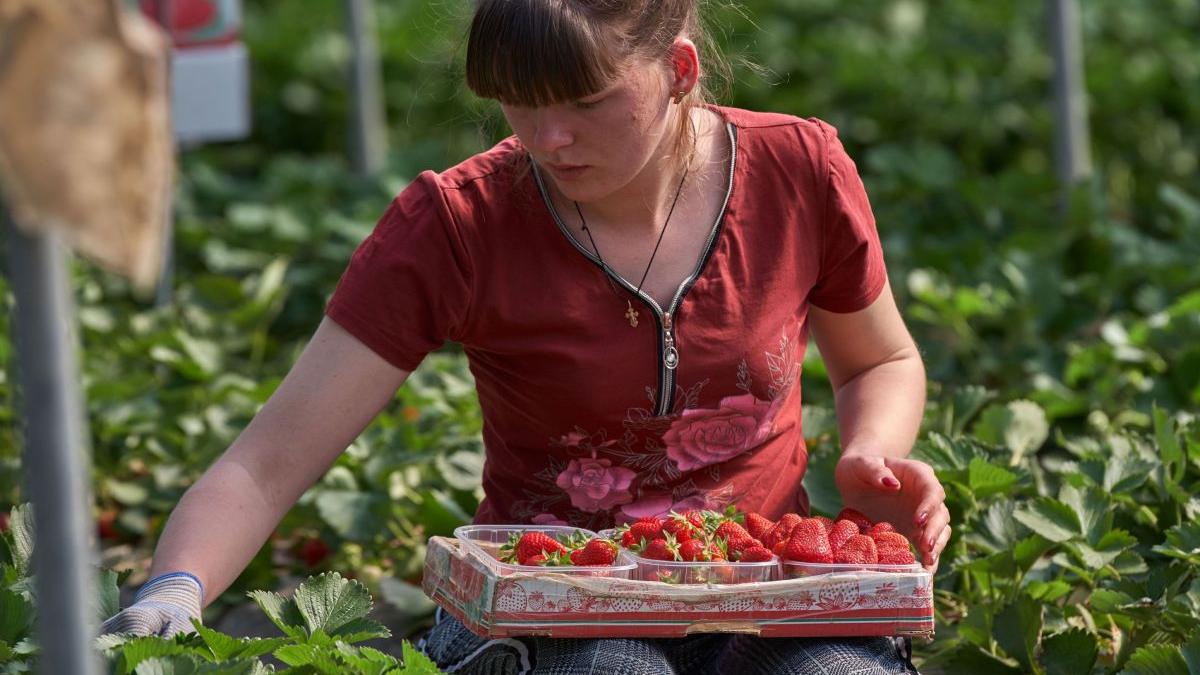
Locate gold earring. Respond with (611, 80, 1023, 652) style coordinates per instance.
(673, 91, 686, 104)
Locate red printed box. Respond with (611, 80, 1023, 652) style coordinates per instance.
(421, 536, 935, 639)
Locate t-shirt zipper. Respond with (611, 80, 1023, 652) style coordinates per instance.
(533, 122, 738, 417)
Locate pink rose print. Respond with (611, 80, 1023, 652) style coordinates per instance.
(663, 393, 780, 472)
(531, 513, 568, 526)
(618, 494, 714, 524)
(555, 457, 636, 512)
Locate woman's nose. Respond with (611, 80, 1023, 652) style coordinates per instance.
(532, 110, 574, 154)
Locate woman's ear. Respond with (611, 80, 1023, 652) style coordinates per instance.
(668, 37, 701, 100)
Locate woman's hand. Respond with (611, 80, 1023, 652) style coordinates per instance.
(834, 453, 950, 571)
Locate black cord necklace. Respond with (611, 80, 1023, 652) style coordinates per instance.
(574, 142, 693, 328)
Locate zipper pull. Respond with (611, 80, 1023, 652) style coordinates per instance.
(663, 314, 679, 370)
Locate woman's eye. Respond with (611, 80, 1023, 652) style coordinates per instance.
(574, 98, 603, 110)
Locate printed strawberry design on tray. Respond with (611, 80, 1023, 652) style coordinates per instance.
(603, 507, 779, 584)
(766, 507, 921, 578)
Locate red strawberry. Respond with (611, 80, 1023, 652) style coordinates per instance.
(878, 548, 916, 565)
(714, 521, 759, 559)
(833, 535, 879, 564)
(872, 531, 916, 565)
(828, 519, 860, 553)
(707, 542, 727, 562)
(504, 531, 567, 565)
(97, 510, 120, 541)
(621, 530, 638, 547)
(836, 507, 873, 533)
(680, 510, 706, 530)
(739, 545, 775, 563)
(527, 553, 548, 565)
(744, 512, 774, 541)
(782, 518, 834, 563)
(868, 522, 896, 536)
(763, 513, 802, 549)
(679, 538, 713, 561)
(574, 538, 619, 566)
(0, 512, 7, 533)
(627, 519, 664, 547)
(643, 537, 678, 561)
(299, 537, 330, 568)
(662, 516, 696, 543)
(814, 515, 835, 534)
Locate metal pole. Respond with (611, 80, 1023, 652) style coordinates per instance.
(155, 0, 176, 307)
(4, 210, 100, 674)
(344, 0, 388, 175)
(1048, 0, 1092, 209)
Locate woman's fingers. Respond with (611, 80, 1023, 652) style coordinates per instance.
(845, 454, 902, 490)
(919, 503, 951, 555)
(927, 523, 951, 566)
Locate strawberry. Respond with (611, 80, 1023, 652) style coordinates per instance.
(299, 537, 330, 568)
(713, 521, 759, 559)
(573, 538, 619, 566)
(0, 512, 8, 533)
(814, 515, 835, 534)
(836, 507, 873, 533)
(878, 547, 916, 565)
(739, 545, 775, 563)
(627, 519, 664, 548)
(502, 531, 567, 565)
(527, 553, 548, 565)
(643, 537, 679, 561)
(828, 519, 860, 553)
(743, 512, 774, 541)
(679, 538, 713, 561)
(662, 515, 696, 542)
(707, 542, 727, 562)
(763, 513, 802, 550)
(872, 531, 916, 565)
(782, 518, 834, 563)
(680, 510, 707, 530)
(868, 522, 896, 536)
(833, 535, 879, 564)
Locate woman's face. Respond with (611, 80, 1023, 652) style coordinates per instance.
(500, 59, 675, 204)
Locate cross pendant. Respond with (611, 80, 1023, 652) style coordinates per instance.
(625, 300, 639, 327)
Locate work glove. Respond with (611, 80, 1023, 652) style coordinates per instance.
(100, 571, 204, 638)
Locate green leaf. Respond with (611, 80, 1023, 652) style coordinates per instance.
(1041, 628, 1098, 675)
(911, 432, 985, 471)
(119, 636, 194, 672)
(98, 568, 122, 622)
(435, 450, 485, 492)
(401, 640, 443, 674)
(292, 572, 375, 636)
(1183, 630, 1200, 673)
(10, 505, 34, 576)
(972, 400, 1049, 465)
(1153, 522, 1200, 564)
(378, 577, 436, 620)
(193, 622, 285, 661)
(1014, 498, 1082, 542)
(994, 595, 1042, 670)
(0, 588, 32, 644)
(246, 590, 306, 639)
(1154, 405, 1184, 482)
(944, 644, 1024, 674)
(968, 457, 1019, 498)
(314, 490, 387, 542)
(133, 656, 199, 675)
(1059, 484, 1112, 545)
(1120, 644, 1188, 675)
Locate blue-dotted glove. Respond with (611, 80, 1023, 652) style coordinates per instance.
(100, 571, 204, 638)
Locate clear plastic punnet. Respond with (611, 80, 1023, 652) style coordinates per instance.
(598, 528, 779, 585)
(781, 559, 924, 579)
(453, 524, 638, 578)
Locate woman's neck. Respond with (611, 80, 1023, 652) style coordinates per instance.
(549, 106, 724, 233)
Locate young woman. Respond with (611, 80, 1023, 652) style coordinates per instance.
(103, 1, 950, 672)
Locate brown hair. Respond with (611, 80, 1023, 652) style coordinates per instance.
(465, 0, 730, 171)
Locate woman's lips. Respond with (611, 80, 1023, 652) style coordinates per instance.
(547, 163, 589, 180)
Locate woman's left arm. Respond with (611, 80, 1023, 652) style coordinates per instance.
(809, 278, 951, 569)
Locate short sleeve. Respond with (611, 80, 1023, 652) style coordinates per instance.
(325, 172, 473, 372)
(807, 120, 887, 313)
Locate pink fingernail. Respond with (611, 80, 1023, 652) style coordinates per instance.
(917, 512, 928, 525)
(883, 477, 900, 488)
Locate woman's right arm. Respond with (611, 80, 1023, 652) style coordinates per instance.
(146, 316, 411, 605)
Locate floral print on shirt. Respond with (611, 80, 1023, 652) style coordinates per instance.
(510, 321, 802, 529)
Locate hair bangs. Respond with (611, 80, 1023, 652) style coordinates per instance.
(466, 0, 626, 107)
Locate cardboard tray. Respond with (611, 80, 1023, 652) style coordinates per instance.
(422, 536, 935, 639)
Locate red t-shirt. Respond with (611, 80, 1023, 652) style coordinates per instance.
(325, 105, 886, 529)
